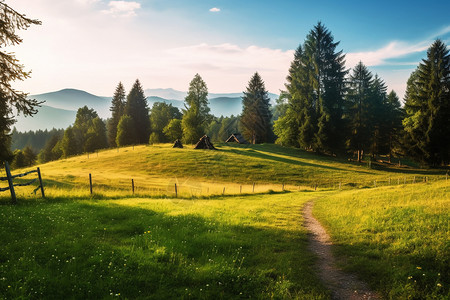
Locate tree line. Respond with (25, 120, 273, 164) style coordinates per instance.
(2, 6, 448, 168)
(274, 22, 449, 166)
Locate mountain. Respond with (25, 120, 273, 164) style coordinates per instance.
(14, 105, 77, 132)
(30, 88, 111, 119)
(12, 88, 279, 132)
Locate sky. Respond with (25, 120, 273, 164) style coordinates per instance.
(8, 0, 450, 100)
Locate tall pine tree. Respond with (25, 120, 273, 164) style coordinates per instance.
(240, 72, 273, 144)
(403, 40, 450, 166)
(346, 62, 374, 162)
(0, 3, 42, 162)
(125, 79, 150, 145)
(274, 23, 346, 153)
(107, 82, 126, 147)
(182, 74, 211, 144)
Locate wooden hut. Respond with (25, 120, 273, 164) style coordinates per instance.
(225, 133, 248, 144)
(194, 135, 216, 150)
(172, 139, 183, 148)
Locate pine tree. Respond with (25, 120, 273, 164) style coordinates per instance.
(125, 79, 150, 144)
(346, 62, 374, 162)
(274, 23, 346, 153)
(383, 91, 403, 162)
(182, 74, 210, 144)
(403, 40, 450, 166)
(38, 134, 62, 163)
(368, 74, 388, 158)
(240, 72, 273, 144)
(0, 3, 41, 162)
(107, 82, 126, 147)
(22, 146, 36, 166)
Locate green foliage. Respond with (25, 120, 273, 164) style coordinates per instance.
(60, 127, 78, 158)
(73, 106, 99, 153)
(107, 82, 126, 147)
(0, 3, 42, 162)
(85, 117, 108, 153)
(125, 79, 150, 144)
(163, 118, 182, 142)
(240, 72, 273, 144)
(38, 133, 63, 163)
(148, 132, 160, 145)
(22, 145, 37, 166)
(11, 149, 25, 168)
(150, 102, 182, 143)
(12, 128, 64, 153)
(275, 23, 347, 153)
(182, 74, 211, 144)
(116, 115, 135, 147)
(403, 40, 450, 166)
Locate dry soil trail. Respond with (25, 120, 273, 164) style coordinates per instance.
(303, 201, 380, 300)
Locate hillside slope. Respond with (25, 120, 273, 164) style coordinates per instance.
(9, 143, 445, 198)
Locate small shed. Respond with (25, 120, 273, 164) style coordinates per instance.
(225, 133, 249, 144)
(173, 139, 183, 148)
(194, 135, 216, 150)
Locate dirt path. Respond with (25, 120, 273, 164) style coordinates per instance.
(303, 201, 380, 300)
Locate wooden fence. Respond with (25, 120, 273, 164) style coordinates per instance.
(0, 161, 45, 204)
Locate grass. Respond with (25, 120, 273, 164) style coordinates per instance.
(314, 180, 449, 299)
(0, 192, 330, 299)
(4, 143, 447, 200)
(0, 143, 448, 299)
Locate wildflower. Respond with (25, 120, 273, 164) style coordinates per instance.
(437, 283, 442, 287)
(408, 276, 413, 280)
(416, 266, 422, 270)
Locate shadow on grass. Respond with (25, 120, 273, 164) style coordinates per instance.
(0, 199, 329, 299)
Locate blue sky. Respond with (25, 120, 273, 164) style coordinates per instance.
(10, 0, 450, 99)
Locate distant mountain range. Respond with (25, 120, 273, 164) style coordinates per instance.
(14, 88, 279, 132)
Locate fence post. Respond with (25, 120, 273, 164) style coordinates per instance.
(174, 183, 177, 197)
(222, 187, 225, 195)
(132, 179, 135, 194)
(37, 167, 45, 198)
(252, 182, 255, 193)
(5, 161, 16, 204)
(282, 183, 284, 191)
(89, 173, 93, 195)
(240, 185, 242, 194)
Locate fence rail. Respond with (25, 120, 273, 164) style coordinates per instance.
(1, 161, 45, 204)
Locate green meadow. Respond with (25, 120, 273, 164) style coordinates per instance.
(0, 144, 448, 299)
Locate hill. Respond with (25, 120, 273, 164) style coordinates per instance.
(12, 143, 445, 198)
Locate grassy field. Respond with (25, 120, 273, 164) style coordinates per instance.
(0, 143, 448, 299)
(314, 180, 449, 299)
(4, 143, 447, 199)
(0, 192, 332, 299)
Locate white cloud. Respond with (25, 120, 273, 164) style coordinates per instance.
(209, 7, 221, 12)
(101, 1, 141, 17)
(346, 41, 428, 68)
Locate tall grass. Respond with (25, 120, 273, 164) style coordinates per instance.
(314, 180, 449, 299)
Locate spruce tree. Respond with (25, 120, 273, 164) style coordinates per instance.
(182, 74, 210, 144)
(403, 40, 450, 166)
(383, 91, 403, 162)
(0, 3, 41, 162)
(108, 82, 126, 147)
(274, 23, 346, 153)
(240, 72, 273, 144)
(125, 79, 150, 144)
(346, 62, 374, 162)
(73, 106, 99, 154)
